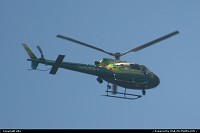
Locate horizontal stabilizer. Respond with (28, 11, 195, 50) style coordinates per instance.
(50, 55, 65, 75)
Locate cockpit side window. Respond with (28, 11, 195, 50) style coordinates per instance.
(117, 64, 128, 70)
(130, 64, 140, 70)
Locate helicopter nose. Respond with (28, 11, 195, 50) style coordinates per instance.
(153, 75, 160, 87)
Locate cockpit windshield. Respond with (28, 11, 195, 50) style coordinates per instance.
(140, 65, 152, 75)
(140, 65, 148, 72)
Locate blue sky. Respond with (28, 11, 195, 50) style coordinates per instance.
(0, 0, 200, 129)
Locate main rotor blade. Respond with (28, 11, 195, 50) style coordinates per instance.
(122, 31, 179, 55)
(57, 35, 115, 56)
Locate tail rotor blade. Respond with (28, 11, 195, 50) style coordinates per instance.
(36, 45, 44, 58)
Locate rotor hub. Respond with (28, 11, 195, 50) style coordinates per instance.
(114, 52, 122, 60)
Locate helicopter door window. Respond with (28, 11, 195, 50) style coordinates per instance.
(123, 65, 129, 70)
(116, 64, 128, 70)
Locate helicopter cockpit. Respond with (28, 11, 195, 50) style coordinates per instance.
(115, 62, 154, 76)
(115, 63, 141, 70)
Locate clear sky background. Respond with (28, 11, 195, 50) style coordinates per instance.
(0, 0, 199, 129)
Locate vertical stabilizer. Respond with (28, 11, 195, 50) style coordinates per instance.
(22, 43, 39, 69)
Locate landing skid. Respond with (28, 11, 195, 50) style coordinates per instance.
(102, 90, 142, 100)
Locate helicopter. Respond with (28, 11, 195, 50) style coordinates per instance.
(22, 30, 179, 100)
